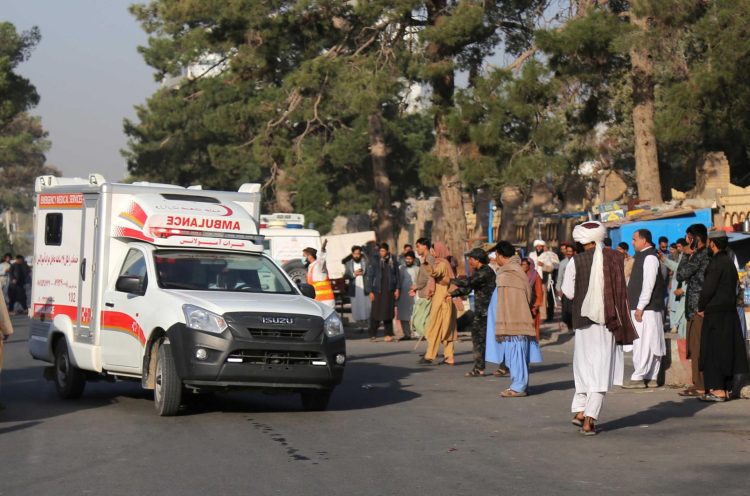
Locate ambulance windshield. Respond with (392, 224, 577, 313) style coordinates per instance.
(154, 250, 296, 294)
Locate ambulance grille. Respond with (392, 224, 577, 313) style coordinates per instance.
(226, 350, 321, 365)
(248, 328, 308, 340)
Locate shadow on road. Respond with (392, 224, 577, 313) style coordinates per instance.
(601, 399, 712, 432)
(528, 379, 575, 395)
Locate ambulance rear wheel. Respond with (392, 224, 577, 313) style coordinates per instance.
(154, 343, 182, 416)
(54, 339, 86, 399)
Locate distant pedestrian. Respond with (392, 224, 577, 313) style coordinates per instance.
(555, 243, 575, 331)
(450, 248, 495, 377)
(622, 229, 666, 389)
(366, 243, 400, 342)
(696, 231, 749, 402)
(397, 244, 419, 267)
(617, 242, 634, 282)
(660, 238, 688, 337)
(562, 222, 636, 435)
(418, 242, 457, 365)
(521, 257, 543, 340)
(396, 251, 419, 340)
(0, 293, 13, 410)
(486, 241, 541, 397)
(344, 245, 371, 330)
(410, 238, 434, 338)
(8, 255, 29, 315)
(0, 253, 11, 305)
(529, 240, 558, 322)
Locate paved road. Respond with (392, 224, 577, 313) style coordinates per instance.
(1, 316, 748, 496)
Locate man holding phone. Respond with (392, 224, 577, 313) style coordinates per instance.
(675, 224, 710, 397)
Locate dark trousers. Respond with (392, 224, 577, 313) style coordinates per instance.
(400, 320, 412, 338)
(8, 284, 27, 312)
(471, 315, 487, 371)
(369, 319, 394, 338)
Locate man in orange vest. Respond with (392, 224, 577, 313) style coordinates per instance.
(303, 240, 335, 308)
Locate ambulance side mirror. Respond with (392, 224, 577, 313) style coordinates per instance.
(298, 283, 316, 299)
(116, 275, 147, 296)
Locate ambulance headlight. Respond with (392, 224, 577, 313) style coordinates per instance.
(323, 312, 344, 338)
(183, 305, 228, 334)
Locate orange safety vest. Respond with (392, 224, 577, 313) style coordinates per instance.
(307, 261, 334, 302)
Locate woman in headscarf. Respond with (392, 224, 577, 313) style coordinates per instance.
(521, 257, 543, 341)
(418, 242, 458, 365)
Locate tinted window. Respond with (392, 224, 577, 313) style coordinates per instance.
(45, 213, 63, 245)
(120, 250, 147, 278)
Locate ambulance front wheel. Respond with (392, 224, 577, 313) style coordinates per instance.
(154, 343, 183, 416)
(53, 338, 86, 399)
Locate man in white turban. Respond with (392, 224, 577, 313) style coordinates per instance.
(562, 221, 637, 435)
(529, 239, 559, 322)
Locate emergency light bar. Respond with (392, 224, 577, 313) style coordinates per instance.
(259, 213, 305, 229)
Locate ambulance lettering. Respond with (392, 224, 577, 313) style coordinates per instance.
(165, 216, 240, 231)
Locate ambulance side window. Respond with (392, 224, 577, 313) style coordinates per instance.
(45, 213, 63, 246)
(119, 249, 148, 290)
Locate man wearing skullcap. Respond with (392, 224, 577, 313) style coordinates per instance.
(529, 239, 559, 322)
(562, 221, 637, 435)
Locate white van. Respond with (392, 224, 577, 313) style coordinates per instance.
(29, 175, 346, 415)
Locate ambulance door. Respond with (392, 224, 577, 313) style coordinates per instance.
(75, 196, 98, 345)
(100, 247, 148, 371)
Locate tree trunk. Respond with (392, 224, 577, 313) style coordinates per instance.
(433, 117, 468, 271)
(367, 112, 394, 247)
(272, 166, 294, 213)
(630, 13, 662, 203)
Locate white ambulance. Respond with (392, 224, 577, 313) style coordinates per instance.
(29, 174, 346, 415)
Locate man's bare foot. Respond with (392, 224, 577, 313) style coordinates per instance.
(581, 416, 597, 435)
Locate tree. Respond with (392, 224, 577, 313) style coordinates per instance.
(0, 22, 56, 211)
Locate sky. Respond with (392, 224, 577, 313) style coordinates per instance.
(2, 0, 158, 181)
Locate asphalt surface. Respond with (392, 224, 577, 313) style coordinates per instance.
(1, 316, 749, 496)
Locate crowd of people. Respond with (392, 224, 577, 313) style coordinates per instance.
(302, 220, 749, 436)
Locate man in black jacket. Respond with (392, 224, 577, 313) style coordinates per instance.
(697, 231, 749, 402)
(8, 255, 29, 314)
(366, 243, 400, 342)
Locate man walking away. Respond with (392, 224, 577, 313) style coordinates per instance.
(696, 231, 749, 402)
(675, 224, 710, 397)
(450, 248, 496, 377)
(562, 222, 637, 435)
(396, 251, 419, 340)
(8, 255, 29, 315)
(622, 229, 667, 389)
(366, 243, 400, 342)
(343, 245, 371, 330)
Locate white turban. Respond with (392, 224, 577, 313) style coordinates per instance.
(572, 222, 607, 245)
(573, 221, 607, 324)
(533, 239, 546, 247)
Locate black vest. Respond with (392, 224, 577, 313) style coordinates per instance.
(627, 246, 665, 311)
(571, 249, 596, 330)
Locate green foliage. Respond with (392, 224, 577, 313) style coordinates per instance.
(0, 22, 56, 212)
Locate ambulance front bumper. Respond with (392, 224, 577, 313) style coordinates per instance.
(165, 321, 345, 391)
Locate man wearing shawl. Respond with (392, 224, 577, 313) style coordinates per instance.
(418, 242, 458, 365)
(562, 222, 637, 435)
(521, 257, 544, 340)
(485, 242, 542, 397)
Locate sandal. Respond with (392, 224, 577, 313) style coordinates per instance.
(678, 388, 702, 397)
(580, 418, 598, 436)
(465, 369, 485, 377)
(698, 392, 727, 402)
(500, 388, 527, 398)
(439, 358, 455, 366)
(493, 368, 509, 377)
(571, 415, 584, 427)
(417, 358, 436, 365)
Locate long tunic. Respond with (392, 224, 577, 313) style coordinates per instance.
(371, 259, 395, 321)
(397, 264, 418, 321)
(424, 260, 457, 344)
(350, 260, 371, 321)
(562, 258, 623, 392)
(662, 255, 687, 337)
